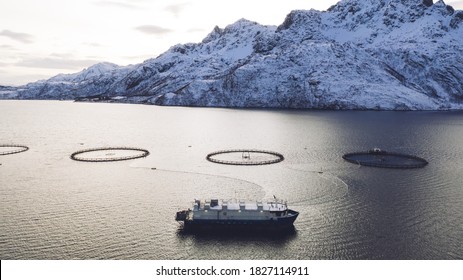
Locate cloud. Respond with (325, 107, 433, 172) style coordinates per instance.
(0, 44, 18, 51)
(0, 72, 54, 86)
(83, 42, 105, 48)
(16, 57, 101, 70)
(135, 25, 173, 35)
(94, 0, 140, 9)
(0, 30, 34, 44)
(164, 2, 190, 17)
(448, 1, 463, 9)
(187, 28, 207, 33)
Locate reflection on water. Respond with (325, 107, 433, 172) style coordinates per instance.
(175, 227, 298, 260)
(0, 101, 462, 260)
(176, 226, 297, 241)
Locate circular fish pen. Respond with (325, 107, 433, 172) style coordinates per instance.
(206, 149, 284, 166)
(342, 148, 428, 169)
(0, 145, 29, 156)
(70, 147, 149, 162)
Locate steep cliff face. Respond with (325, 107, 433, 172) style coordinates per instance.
(3, 0, 463, 110)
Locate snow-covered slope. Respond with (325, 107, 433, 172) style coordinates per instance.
(3, 0, 463, 110)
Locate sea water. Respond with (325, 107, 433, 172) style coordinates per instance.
(0, 101, 462, 259)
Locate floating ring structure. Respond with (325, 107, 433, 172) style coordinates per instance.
(206, 149, 284, 166)
(70, 147, 150, 162)
(0, 145, 29, 156)
(342, 149, 428, 169)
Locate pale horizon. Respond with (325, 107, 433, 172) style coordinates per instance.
(1, 0, 462, 86)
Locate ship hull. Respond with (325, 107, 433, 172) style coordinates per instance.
(182, 210, 298, 232)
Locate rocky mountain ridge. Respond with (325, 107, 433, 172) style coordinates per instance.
(2, 0, 463, 110)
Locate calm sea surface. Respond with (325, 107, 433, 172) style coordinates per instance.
(0, 101, 462, 260)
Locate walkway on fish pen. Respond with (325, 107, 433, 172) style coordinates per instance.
(342, 149, 428, 169)
(206, 149, 284, 166)
(70, 147, 150, 162)
(0, 145, 29, 156)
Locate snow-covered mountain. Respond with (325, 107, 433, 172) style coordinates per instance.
(2, 0, 463, 110)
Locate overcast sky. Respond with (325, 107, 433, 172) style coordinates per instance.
(1, 0, 462, 86)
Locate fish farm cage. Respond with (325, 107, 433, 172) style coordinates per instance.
(70, 147, 150, 162)
(0, 145, 29, 156)
(206, 149, 284, 166)
(342, 148, 428, 169)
